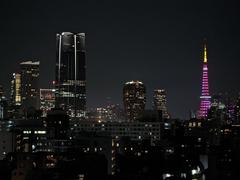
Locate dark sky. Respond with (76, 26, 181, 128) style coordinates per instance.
(0, 0, 240, 118)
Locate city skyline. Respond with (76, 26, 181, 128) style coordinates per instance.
(0, 0, 240, 118)
(0, 1, 240, 179)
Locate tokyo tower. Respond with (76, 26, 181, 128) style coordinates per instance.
(197, 42, 211, 119)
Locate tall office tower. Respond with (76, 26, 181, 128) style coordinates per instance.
(55, 32, 86, 118)
(40, 89, 55, 117)
(153, 89, 170, 120)
(197, 42, 211, 119)
(10, 73, 21, 106)
(123, 80, 146, 121)
(20, 61, 40, 110)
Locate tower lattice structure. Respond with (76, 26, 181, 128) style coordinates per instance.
(198, 42, 211, 119)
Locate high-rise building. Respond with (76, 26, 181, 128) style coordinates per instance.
(55, 32, 86, 118)
(10, 73, 21, 106)
(9, 74, 23, 119)
(0, 85, 7, 119)
(20, 61, 40, 110)
(208, 94, 227, 122)
(153, 89, 170, 120)
(123, 80, 146, 121)
(40, 89, 55, 117)
(197, 42, 211, 119)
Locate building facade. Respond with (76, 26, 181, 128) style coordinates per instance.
(71, 120, 161, 142)
(55, 32, 86, 118)
(0, 86, 7, 119)
(87, 104, 124, 122)
(10, 73, 21, 106)
(153, 89, 170, 120)
(123, 81, 146, 121)
(40, 89, 55, 117)
(20, 61, 40, 111)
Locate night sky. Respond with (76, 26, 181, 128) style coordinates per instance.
(0, 0, 240, 118)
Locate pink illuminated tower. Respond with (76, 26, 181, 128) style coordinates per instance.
(198, 42, 211, 119)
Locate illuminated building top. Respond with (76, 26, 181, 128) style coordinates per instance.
(125, 80, 143, 85)
(204, 43, 207, 63)
(20, 61, 40, 65)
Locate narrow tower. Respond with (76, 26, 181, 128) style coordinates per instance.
(198, 42, 211, 119)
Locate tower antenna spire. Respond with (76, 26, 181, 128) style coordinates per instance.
(204, 39, 207, 63)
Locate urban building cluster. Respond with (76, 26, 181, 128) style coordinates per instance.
(0, 33, 239, 180)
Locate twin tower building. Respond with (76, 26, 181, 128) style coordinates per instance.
(55, 32, 86, 118)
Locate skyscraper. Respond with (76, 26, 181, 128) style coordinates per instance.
(153, 89, 170, 120)
(20, 61, 40, 110)
(55, 32, 86, 118)
(198, 42, 211, 119)
(123, 80, 146, 121)
(10, 73, 21, 106)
